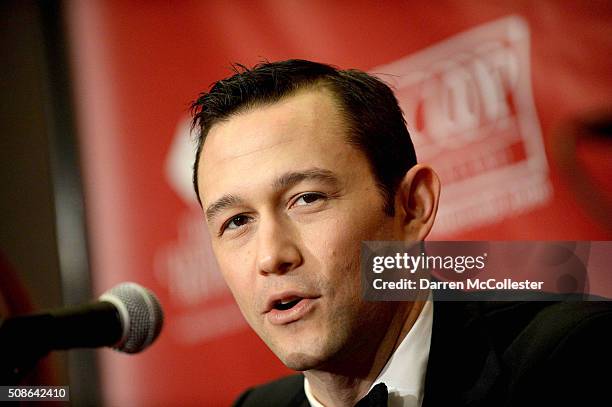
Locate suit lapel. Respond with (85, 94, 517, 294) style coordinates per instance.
(422, 300, 502, 407)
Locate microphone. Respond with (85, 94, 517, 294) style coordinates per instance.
(97, 282, 164, 353)
(0, 282, 164, 383)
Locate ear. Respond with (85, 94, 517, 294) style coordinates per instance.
(396, 164, 441, 241)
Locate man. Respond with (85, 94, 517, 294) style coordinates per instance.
(190, 60, 612, 406)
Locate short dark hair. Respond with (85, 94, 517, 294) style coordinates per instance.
(190, 59, 417, 215)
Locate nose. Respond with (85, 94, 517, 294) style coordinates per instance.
(256, 217, 302, 275)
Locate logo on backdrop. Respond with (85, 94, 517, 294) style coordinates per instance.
(160, 15, 553, 343)
(371, 15, 552, 236)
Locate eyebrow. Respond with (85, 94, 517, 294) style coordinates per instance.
(272, 168, 340, 192)
(205, 168, 340, 223)
(205, 194, 244, 223)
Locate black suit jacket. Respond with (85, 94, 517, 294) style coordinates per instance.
(233, 300, 612, 406)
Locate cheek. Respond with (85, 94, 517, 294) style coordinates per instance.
(309, 214, 375, 275)
(320, 205, 389, 248)
(215, 250, 256, 309)
(308, 203, 393, 282)
(220, 269, 261, 330)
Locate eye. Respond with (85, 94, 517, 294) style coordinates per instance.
(293, 193, 325, 207)
(220, 214, 251, 235)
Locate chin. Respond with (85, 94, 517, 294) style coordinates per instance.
(272, 332, 346, 372)
(278, 351, 327, 371)
(266, 335, 330, 371)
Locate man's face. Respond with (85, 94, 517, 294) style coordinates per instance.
(198, 89, 403, 370)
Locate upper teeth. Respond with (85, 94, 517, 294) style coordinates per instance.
(280, 299, 293, 304)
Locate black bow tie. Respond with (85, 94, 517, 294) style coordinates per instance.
(355, 382, 388, 407)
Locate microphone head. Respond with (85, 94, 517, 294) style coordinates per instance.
(99, 282, 164, 353)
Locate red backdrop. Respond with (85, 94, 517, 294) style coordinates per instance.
(66, 1, 611, 405)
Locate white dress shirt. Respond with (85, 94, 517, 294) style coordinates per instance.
(304, 299, 434, 407)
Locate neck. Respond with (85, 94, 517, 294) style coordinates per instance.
(304, 300, 426, 407)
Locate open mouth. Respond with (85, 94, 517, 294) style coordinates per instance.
(273, 297, 302, 311)
(266, 295, 318, 325)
